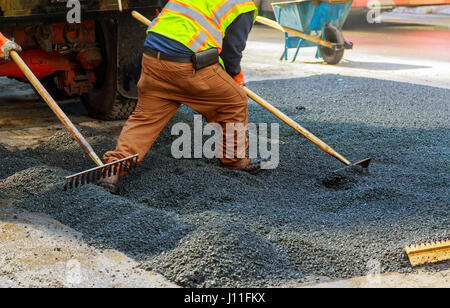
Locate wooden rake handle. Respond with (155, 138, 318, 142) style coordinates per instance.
(10, 50, 104, 167)
(243, 87, 351, 166)
(131, 10, 351, 166)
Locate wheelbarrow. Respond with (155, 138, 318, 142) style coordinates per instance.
(256, 0, 353, 64)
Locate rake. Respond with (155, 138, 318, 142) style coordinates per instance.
(9, 50, 139, 190)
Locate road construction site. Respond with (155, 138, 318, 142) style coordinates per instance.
(0, 24, 449, 288)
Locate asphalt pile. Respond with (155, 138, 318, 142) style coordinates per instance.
(0, 75, 448, 287)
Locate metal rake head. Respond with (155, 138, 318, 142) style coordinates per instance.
(352, 157, 372, 169)
(64, 154, 139, 190)
(332, 157, 372, 175)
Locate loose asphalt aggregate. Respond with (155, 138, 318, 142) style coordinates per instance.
(0, 74, 448, 287)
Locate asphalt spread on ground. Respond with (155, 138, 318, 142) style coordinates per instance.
(0, 75, 448, 287)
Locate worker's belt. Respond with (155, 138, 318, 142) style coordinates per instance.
(143, 47, 219, 71)
(143, 47, 192, 63)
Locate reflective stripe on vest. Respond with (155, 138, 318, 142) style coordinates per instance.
(149, 0, 257, 54)
(188, 30, 209, 52)
(164, 0, 223, 49)
(150, 11, 218, 52)
(210, 0, 255, 25)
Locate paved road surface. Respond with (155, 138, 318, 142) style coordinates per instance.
(244, 24, 450, 88)
(0, 23, 448, 288)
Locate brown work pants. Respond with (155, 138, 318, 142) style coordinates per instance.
(104, 53, 249, 168)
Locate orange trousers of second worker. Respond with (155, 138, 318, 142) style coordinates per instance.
(103, 53, 249, 169)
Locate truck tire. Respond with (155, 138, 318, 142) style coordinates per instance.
(319, 24, 345, 65)
(81, 19, 137, 120)
(102, 97, 137, 120)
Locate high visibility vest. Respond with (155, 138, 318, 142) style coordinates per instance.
(148, 0, 257, 54)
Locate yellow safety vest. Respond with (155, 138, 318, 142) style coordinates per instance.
(148, 0, 257, 55)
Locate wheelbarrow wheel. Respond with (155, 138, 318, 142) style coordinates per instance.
(320, 24, 344, 65)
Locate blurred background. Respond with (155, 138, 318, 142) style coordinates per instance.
(254, 0, 450, 28)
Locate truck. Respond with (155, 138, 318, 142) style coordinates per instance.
(0, 0, 165, 120)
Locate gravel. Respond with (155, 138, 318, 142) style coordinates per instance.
(1, 74, 448, 287)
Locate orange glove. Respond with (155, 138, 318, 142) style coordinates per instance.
(232, 71, 244, 87)
(0, 32, 22, 61)
(0, 33, 7, 49)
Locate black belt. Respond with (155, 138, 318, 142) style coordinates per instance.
(143, 46, 192, 63)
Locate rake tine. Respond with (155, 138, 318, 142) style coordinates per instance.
(117, 161, 123, 175)
(64, 154, 139, 190)
(129, 158, 133, 170)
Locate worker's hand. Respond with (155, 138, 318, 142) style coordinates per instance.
(232, 71, 244, 87)
(0, 34, 22, 61)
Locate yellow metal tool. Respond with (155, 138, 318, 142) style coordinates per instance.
(405, 240, 450, 266)
(9, 50, 139, 190)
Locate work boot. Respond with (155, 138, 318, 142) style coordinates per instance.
(98, 172, 120, 194)
(222, 158, 272, 174)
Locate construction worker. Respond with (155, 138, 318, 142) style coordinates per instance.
(0, 32, 22, 61)
(100, 0, 267, 192)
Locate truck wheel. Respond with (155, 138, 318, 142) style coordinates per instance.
(82, 87, 137, 120)
(81, 19, 137, 120)
(102, 97, 137, 120)
(319, 24, 344, 65)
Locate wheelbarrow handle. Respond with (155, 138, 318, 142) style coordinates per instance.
(255, 16, 334, 49)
